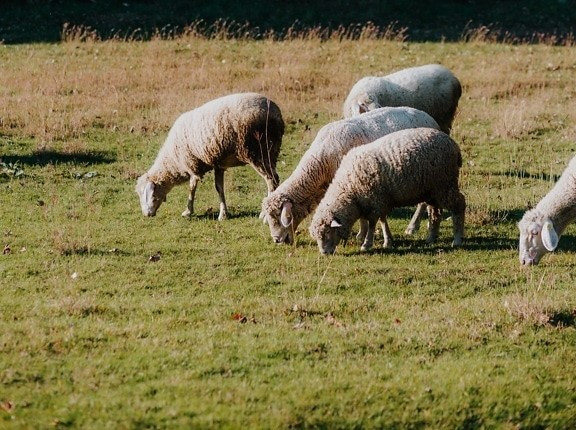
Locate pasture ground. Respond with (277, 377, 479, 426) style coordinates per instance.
(1, 32, 576, 428)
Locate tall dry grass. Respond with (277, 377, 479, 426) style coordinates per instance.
(2, 22, 576, 169)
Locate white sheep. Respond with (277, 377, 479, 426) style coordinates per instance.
(518, 155, 576, 265)
(342, 64, 462, 134)
(261, 106, 441, 244)
(135, 93, 284, 220)
(309, 127, 466, 255)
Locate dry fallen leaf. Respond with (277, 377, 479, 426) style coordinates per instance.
(148, 252, 161, 263)
(232, 313, 256, 324)
(325, 312, 344, 327)
(232, 313, 247, 323)
(0, 400, 14, 413)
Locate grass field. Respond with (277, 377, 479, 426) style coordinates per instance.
(1, 29, 576, 428)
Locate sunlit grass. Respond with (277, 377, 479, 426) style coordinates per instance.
(1, 31, 576, 428)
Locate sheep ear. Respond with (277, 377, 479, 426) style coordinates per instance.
(144, 182, 155, 205)
(330, 219, 342, 228)
(260, 211, 268, 224)
(280, 202, 293, 228)
(357, 101, 368, 114)
(541, 220, 559, 251)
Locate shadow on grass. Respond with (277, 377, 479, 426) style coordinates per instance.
(1, 150, 116, 167)
(549, 310, 576, 328)
(502, 169, 561, 184)
(187, 208, 261, 221)
(340, 233, 576, 257)
(389, 207, 528, 223)
(59, 248, 131, 257)
(343, 236, 518, 257)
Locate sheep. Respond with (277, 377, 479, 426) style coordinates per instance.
(261, 106, 441, 245)
(342, 64, 462, 134)
(309, 127, 466, 255)
(518, 155, 576, 265)
(135, 93, 284, 220)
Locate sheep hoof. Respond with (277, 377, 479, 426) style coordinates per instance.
(452, 238, 463, 247)
(360, 244, 372, 252)
(404, 226, 416, 235)
(218, 212, 228, 221)
(181, 209, 192, 218)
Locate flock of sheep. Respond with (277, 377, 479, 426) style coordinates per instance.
(135, 64, 576, 265)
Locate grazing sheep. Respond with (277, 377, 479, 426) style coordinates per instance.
(309, 128, 466, 255)
(518, 155, 576, 265)
(342, 64, 462, 134)
(261, 107, 441, 244)
(136, 93, 284, 220)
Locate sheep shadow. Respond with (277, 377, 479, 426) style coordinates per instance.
(501, 169, 561, 184)
(187, 208, 261, 221)
(388, 207, 527, 224)
(343, 235, 519, 257)
(58, 247, 131, 257)
(1, 149, 116, 167)
(549, 310, 576, 328)
(340, 230, 576, 257)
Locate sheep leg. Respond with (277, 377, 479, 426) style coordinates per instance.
(379, 218, 393, 249)
(356, 219, 368, 242)
(360, 218, 378, 251)
(252, 163, 279, 194)
(446, 191, 466, 247)
(425, 206, 442, 244)
(214, 168, 228, 221)
(182, 175, 200, 218)
(250, 162, 280, 218)
(405, 202, 427, 235)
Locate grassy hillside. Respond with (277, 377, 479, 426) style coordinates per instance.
(1, 0, 576, 44)
(1, 33, 576, 428)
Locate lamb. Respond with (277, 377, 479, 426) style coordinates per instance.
(309, 127, 466, 255)
(135, 93, 284, 220)
(261, 106, 441, 245)
(518, 155, 576, 265)
(342, 64, 462, 134)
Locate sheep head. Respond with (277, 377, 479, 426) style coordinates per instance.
(353, 93, 381, 117)
(135, 174, 169, 217)
(261, 196, 295, 244)
(518, 215, 559, 265)
(310, 217, 346, 255)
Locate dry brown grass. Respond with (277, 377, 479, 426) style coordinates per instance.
(2, 28, 576, 165)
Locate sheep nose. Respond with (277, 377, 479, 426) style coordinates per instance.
(273, 235, 291, 244)
(521, 258, 535, 266)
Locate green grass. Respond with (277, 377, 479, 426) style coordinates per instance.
(2, 37, 576, 428)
